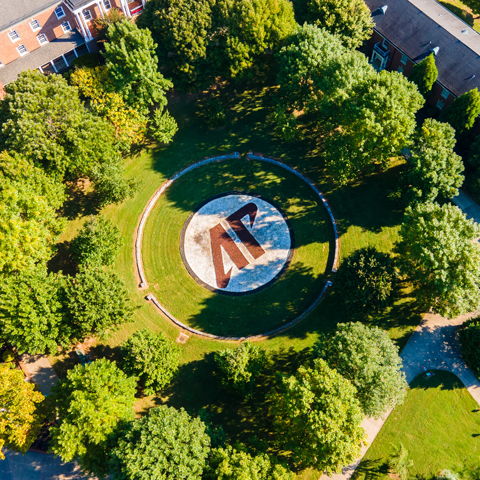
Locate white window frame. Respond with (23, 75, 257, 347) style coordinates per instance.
(103, 0, 112, 9)
(16, 44, 28, 56)
(30, 19, 41, 31)
(83, 9, 92, 20)
(61, 21, 72, 33)
(441, 88, 449, 100)
(8, 30, 20, 42)
(37, 33, 48, 45)
(55, 6, 66, 19)
(436, 99, 445, 110)
(401, 54, 408, 65)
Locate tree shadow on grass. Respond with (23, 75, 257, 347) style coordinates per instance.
(60, 179, 101, 220)
(47, 240, 77, 276)
(409, 370, 464, 391)
(439, 1, 475, 27)
(350, 458, 390, 480)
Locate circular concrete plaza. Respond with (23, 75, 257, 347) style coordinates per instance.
(138, 154, 336, 338)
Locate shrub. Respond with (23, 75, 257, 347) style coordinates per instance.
(214, 342, 267, 397)
(438, 470, 460, 480)
(390, 444, 413, 480)
(271, 105, 300, 141)
(459, 316, 480, 377)
(71, 53, 101, 69)
(120, 329, 180, 395)
(337, 247, 397, 312)
(206, 99, 227, 128)
(1, 351, 15, 363)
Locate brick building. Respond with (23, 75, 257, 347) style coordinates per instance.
(364, 0, 480, 111)
(0, 0, 146, 90)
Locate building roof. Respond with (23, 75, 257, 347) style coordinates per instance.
(0, 29, 84, 85)
(0, 0, 62, 33)
(365, 0, 480, 97)
(63, 0, 97, 10)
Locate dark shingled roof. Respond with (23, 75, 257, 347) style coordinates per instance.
(364, 0, 480, 97)
(0, 0, 62, 33)
(0, 29, 85, 85)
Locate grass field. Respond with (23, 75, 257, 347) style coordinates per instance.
(50, 83, 422, 479)
(354, 370, 480, 480)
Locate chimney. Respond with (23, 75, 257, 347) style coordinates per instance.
(380, 5, 388, 13)
(431, 46, 440, 55)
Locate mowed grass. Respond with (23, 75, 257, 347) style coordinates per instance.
(354, 371, 480, 480)
(142, 158, 331, 337)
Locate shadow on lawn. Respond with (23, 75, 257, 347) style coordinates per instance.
(409, 370, 464, 391)
(350, 458, 390, 480)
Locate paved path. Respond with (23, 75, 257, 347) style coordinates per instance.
(19, 354, 59, 396)
(452, 190, 480, 225)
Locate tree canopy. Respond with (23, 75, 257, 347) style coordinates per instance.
(440, 88, 480, 137)
(109, 405, 211, 480)
(71, 215, 122, 267)
(0, 363, 45, 458)
(120, 329, 180, 395)
(297, 0, 374, 49)
(395, 202, 480, 318)
(459, 316, 480, 378)
(49, 359, 137, 477)
(408, 54, 438, 97)
(404, 119, 464, 203)
(314, 322, 408, 418)
(269, 358, 365, 474)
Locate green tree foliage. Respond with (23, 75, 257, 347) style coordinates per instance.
(215, 0, 297, 80)
(204, 444, 295, 480)
(395, 202, 480, 318)
(149, 106, 180, 143)
(325, 70, 424, 183)
(0, 70, 119, 178)
(214, 342, 267, 397)
(404, 119, 464, 203)
(389, 444, 413, 480)
(441, 88, 480, 137)
(0, 266, 68, 354)
(120, 329, 180, 395)
(337, 247, 397, 312)
(408, 54, 438, 96)
(0, 363, 45, 459)
(109, 405, 211, 480)
(71, 216, 122, 267)
(64, 267, 134, 341)
(103, 19, 174, 115)
(314, 323, 408, 418)
(92, 8, 124, 41)
(137, 0, 215, 89)
(0, 152, 66, 273)
(269, 358, 365, 474)
(50, 359, 137, 477)
(297, 0, 374, 49)
(459, 316, 480, 377)
(467, 135, 480, 194)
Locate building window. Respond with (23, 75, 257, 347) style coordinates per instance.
(16, 44, 28, 56)
(61, 21, 72, 32)
(55, 6, 66, 18)
(37, 34, 48, 45)
(398, 66, 404, 74)
(441, 88, 449, 99)
(83, 9, 92, 20)
(104, 0, 112, 9)
(8, 30, 20, 42)
(437, 99, 445, 110)
(382, 38, 389, 48)
(30, 19, 41, 31)
(401, 54, 408, 65)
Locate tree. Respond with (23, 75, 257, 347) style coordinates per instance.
(408, 54, 438, 96)
(103, 19, 173, 115)
(0, 266, 69, 354)
(269, 358, 365, 474)
(0, 363, 44, 459)
(214, 342, 267, 397)
(0, 70, 119, 179)
(314, 323, 408, 418)
(389, 444, 413, 480)
(92, 7, 124, 41)
(337, 247, 397, 312)
(49, 359, 137, 477)
(459, 316, 480, 377)
(324, 70, 424, 183)
(137, 0, 215, 89)
(120, 329, 180, 395)
(71, 216, 122, 267)
(404, 119, 464, 203)
(0, 152, 66, 273)
(215, 0, 297, 80)
(298, 0, 374, 49)
(108, 405, 211, 480)
(395, 202, 480, 318)
(64, 267, 134, 341)
(441, 88, 480, 137)
(204, 444, 295, 480)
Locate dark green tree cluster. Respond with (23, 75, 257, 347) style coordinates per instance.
(459, 316, 480, 377)
(440, 87, 480, 138)
(408, 54, 438, 97)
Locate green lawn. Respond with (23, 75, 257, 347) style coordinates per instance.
(354, 370, 480, 480)
(50, 83, 422, 479)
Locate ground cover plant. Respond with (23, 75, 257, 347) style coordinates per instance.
(353, 371, 480, 480)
